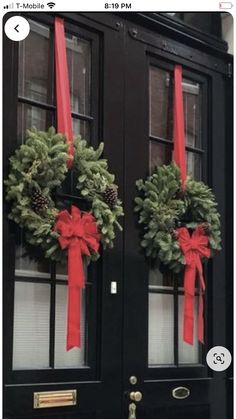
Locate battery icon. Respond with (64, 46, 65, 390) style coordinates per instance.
(219, 2, 233, 8)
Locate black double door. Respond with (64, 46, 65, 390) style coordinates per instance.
(4, 12, 232, 419)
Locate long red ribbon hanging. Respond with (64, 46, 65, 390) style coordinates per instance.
(54, 18, 78, 350)
(172, 65, 207, 345)
(55, 17, 74, 168)
(173, 65, 187, 187)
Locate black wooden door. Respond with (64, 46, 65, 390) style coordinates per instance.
(3, 12, 232, 419)
(3, 12, 125, 419)
(122, 15, 232, 419)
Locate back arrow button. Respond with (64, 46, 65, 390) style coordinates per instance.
(5, 16, 30, 41)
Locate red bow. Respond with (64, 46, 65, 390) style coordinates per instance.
(54, 206, 100, 350)
(176, 226, 211, 345)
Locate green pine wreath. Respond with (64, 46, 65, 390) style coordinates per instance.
(134, 162, 221, 272)
(5, 127, 124, 262)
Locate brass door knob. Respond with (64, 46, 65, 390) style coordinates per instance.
(130, 391, 143, 402)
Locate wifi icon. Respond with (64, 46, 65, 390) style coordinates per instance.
(47, 2, 55, 8)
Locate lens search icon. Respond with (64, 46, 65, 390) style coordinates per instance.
(206, 346, 232, 371)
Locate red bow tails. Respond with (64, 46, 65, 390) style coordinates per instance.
(55, 206, 100, 350)
(176, 226, 211, 345)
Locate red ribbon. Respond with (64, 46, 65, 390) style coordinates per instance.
(173, 64, 187, 187)
(55, 17, 74, 168)
(54, 206, 100, 350)
(176, 226, 211, 344)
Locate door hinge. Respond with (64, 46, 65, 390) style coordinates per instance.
(227, 62, 232, 78)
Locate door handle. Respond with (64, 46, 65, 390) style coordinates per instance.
(130, 391, 143, 402)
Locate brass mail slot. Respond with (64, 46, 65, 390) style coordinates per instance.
(172, 386, 190, 400)
(33, 390, 77, 409)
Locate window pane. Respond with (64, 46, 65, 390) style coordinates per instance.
(15, 242, 50, 280)
(187, 151, 202, 180)
(149, 266, 174, 289)
(13, 282, 50, 369)
(72, 118, 90, 141)
(149, 67, 173, 139)
(148, 293, 174, 365)
(18, 21, 53, 104)
(66, 34, 91, 116)
(54, 285, 87, 368)
(183, 78, 202, 148)
(149, 140, 172, 172)
(178, 295, 200, 364)
(17, 103, 54, 144)
(56, 262, 67, 280)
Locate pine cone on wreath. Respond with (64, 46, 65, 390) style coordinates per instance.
(31, 190, 49, 213)
(103, 185, 118, 208)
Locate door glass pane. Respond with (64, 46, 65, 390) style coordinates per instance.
(66, 34, 91, 115)
(148, 293, 174, 365)
(17, 103, 54, 144)
(149, 67, 173, 139)
(187, 151, 202, 180)
(56, 261, 67, 280)
(149, 266, 174, 289)
(18, 20, 53, 103)
(178, 295, 200, 364)
(148, 66, 204, 368)
(15, 241, 50, 279)
(149, 141, 172, 172)
(13, 282, 50, 369)
(72, 118, 91, 141)
(55, 285, 87, 368)
(14, 19, 95, 375)
(183, 78, 202, 148)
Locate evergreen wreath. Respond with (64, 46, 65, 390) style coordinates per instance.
(5, 127, 124, 263)
(134, 162, 221, 273)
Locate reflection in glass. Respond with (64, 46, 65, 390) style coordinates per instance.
(187, 151, 202, 180)
(66, 34, 91, 116)
(17, 103, 54, 144)
(149, 141, 172, 173)
(55, 285, 87, 368)
(56, 261, 67, 280)
(149, 67, 173, 139)
(15, 242, 50, 279)
(149, 266, 173, 288)
(18, 20, 53, 104)
(13, 282, 50, 369)
(149, 69, 202, 149)
(183, 78, 202, 148)
(148, 294, 174, 365)
(72, 118, 90, 141)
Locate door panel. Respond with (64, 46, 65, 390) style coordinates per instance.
(3, 12, 125, 419)
(123, 19, 230, 419)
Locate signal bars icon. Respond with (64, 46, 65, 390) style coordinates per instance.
(4, 2, 13, 9)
